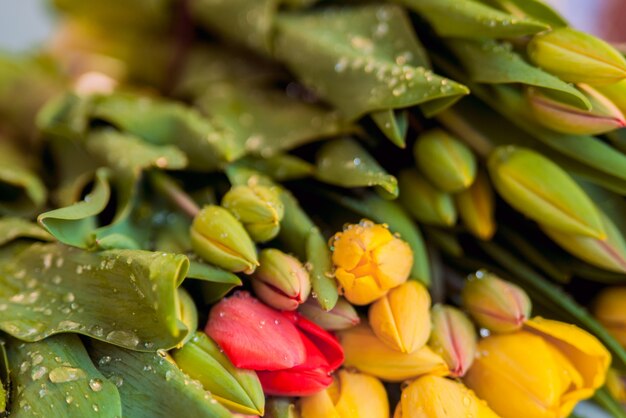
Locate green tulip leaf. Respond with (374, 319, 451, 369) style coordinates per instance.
(371, 109, 409, 148)
(187, 261, 242, 305)
(0, 218, 53, 247)
(315, 138, 398, 199)
(233, 154, 315, 181)
(6, 334, 121, 418)
(480, 0, 567, 27)
(0, 242, 189, 350)
(48, 136, 98, 207)
(36, 92, 91, 141)
(396, 0, 548, 38)
(448, 39, 591, 109)
(90, 340, 232, 418)
(273, 4, 468, 120)
(0, 142, 47, 217)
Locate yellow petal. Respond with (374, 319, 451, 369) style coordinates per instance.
(369, 281, 431, 353)
(336, 271, 387, 305)
(524, 317, 611, 391)
(338, 324, 448, 382)
(593, 287, 626, 347)
(373, 237, 413, 288)
(300, 382, 341, 418)
(335, 370, 389, 418)
(396, 375, 499, 418)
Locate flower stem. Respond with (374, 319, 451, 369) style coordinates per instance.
(149, 171, 200, 218)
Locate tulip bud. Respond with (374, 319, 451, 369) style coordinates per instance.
(190, 205, 258, 274)
(455, 170, 496, 240)
(488, 146, 605, 239)
(172, 332, 265, 416)
(527, 85, 626, 135)
(542, 212, 626, 274)
(222, 185, 285, 243)
(298, 297, 359, 331)
(369, 281, 431, 353)
(428, 304, 477, 377)
(331, 220, 413, 305)
(252, 249, 311, 311)
(414, 129, 477, 193)
(596, 80, 626, 116)
(395, 375, 499, 418)
(528, 27, 626, 85)
(178, 288, 198, 347)
(265, 398, 300, 418)
(300, 370, 389, 418)
(462, 270, 531, 333)
(593, 287, 626, 347)
(398, 169, 456, 227)
(338, 324, 448, 382)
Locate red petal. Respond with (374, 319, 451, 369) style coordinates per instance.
(205, 292, 306, 370)
(286, 312, 345, 371)
(257, 368, 334, 396)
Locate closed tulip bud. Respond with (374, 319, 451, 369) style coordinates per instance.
(369, 281, 431, 353)
(338, 324, 448, 382)
(542, 212, 626, 274)
(455, 170, 496, 240)
(252, 249, 311, 311)
(300, 370, 389, 418)
(414, 129, 477, 193)
(398, 169, 457, 227)
(222, 185, 285, 243)
(298, 297, 360, 331)
(462, 270, 531, 333)
(596, 80, 626, 115)
(265, 398, 300, 418)
(331, 220, 413, 305)
(527, 85, 626, 135)
(172, 332, 265, 415)
(528, 27, 626, 85)
(191, 205, 258, 274)
(593, 287, 626, 347)
(429, 304, 477, 377)
(394, 375, 499, 418)
(488, 146, 605, 239)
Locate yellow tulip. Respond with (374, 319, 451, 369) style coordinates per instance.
(331, 220, 413, 305)
(338, 324, 448, 382)
(593, 286, 626, 347)
(394, 375, 499, 418)
(300, 370, 389, 418)
(368, 281, 431, 353)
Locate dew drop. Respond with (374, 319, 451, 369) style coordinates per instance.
(49, 367, 86, 383)
(89, 378, 103, 392)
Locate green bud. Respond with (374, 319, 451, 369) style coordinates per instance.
(414, 129, 477, 193)
(265, 398, 300, 418)
(596, 80, 626, 115)
(190, 205, 258, 274)
(527, 85, 626, 135)
(177, 288, 198, 347)
(222, 184, 284, 243)
(428, 304, 477, 377)
(528, 27, 626, 85)
(173, 332, 265, 415)
(462, 270, 531, 333)
(488, 146, 605, 239)
(398, 169, 457, 227)
(542, 212, 626, 274)
(455, 170, 496, 241)
(298, 297, 360, 331)
(252, 249, 311, 311)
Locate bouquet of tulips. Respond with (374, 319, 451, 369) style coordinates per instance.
(3, 0, 626, 416)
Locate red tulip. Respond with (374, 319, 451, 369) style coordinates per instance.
(205, 291, 344, 396)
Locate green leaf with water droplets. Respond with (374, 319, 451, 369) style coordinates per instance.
(6, 334, 121, 418)
(315, 138, 398, 199)
(187, 261, 242, 305)
(273, 4, 468, 121)
(447, 39, 590, 110)
(0, 141, 47, 217)
(0, 218, 52, 247)
(396, 0, 548, 38)
(90, 340, 232, 418)
(480, 0, 567, 27)
(0, 241, 189, 350)
(371, 109, 409, 148)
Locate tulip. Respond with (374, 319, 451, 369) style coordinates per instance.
(429, 304, 477, 377)
(222, 184, 285, 243)
(368, 281, 431, 353)
(488, 146, 605, 239)
(395, 375, 499, 418)
(596, 80, 626, 116)
(300, 370, 389, 418)
(338, 324, 448, 382)
(252, 249, 311, 311)
(527, 85, 625, 135)
(205, 291, 344, 396)
(331, 220, 413, 305)
(298, 297, 360, 331)
(398, 169, 457, 227)
(172, 332, 265, 415)
(455, 170, 496, 240)
(528, 27, 626, 85)
(414, 129, 477, 193)
(190, 205, 258, 274)
(593, 287, 626, 347)
(462, 270, 531, 333)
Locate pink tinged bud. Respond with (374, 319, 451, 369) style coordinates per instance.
(298, 297, 360, 331)
(429, 304, 477, 377)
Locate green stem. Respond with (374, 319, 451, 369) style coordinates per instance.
(436, 109, 494, 158)
(594, 386, 626, 418)
(149, 171, 200, 218)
